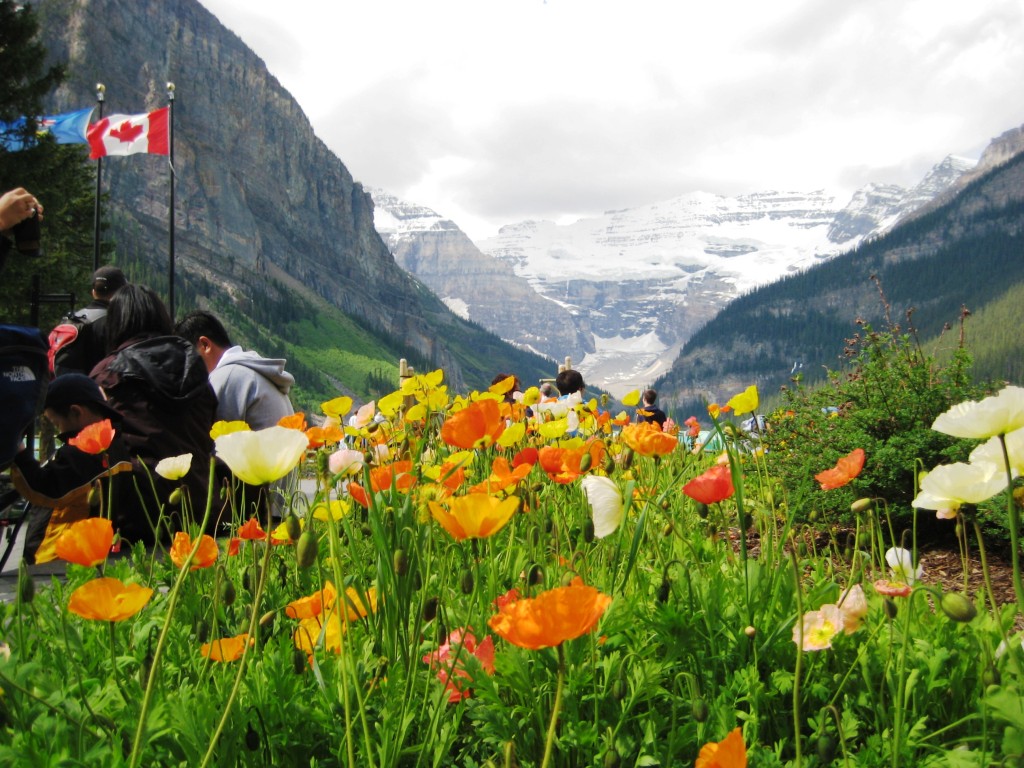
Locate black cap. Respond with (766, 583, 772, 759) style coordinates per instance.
(44, 374, 120, 420)
(92, 265, 127, 293)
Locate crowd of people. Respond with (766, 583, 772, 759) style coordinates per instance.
(2, 186, 298, 562)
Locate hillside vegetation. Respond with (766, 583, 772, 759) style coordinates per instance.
(657, 149, 1024, 418)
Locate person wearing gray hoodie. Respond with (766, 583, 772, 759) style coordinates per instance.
(175, 310, 294, 429)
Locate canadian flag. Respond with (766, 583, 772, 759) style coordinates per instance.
(87, 107, 169, 159)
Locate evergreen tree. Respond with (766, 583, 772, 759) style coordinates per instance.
(0, 0, 97, 327)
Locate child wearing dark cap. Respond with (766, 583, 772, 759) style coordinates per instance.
(9, 373, 134, 563)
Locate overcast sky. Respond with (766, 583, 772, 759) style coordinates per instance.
(199, 0, 1024, 241)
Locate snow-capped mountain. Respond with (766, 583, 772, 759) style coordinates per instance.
(373, 156, 973, 397)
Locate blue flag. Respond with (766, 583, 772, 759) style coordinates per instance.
(0, 107, 94, 151)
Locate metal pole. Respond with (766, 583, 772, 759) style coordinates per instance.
(167, 82, 176, 318)
(92, 83, 105, 272)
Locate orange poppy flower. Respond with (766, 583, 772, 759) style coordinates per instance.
(513, 447, 538, 467)
(68, 418, 115, 455)
(621, 422, 677, 457)
(55, 517, 114, 567)
(469, 457, 532, 494)
(67, 577, 153, 622)
(441, 399, 506, 450)
(227, 537, 242, 556)
(696, 727, 748, 768)
(304, 424, 345, 449)
(683, 464, 735, 505)
(370, 460, 416, 493)
(537, 445, 590, 484)
(873, 578, 912, 598)
(814, 448, 865, 490)
(201, 633, 252, 662)
(348, 481, 370, 508)
(293, 612, 344, 655)
(278, 412, 307, 431)
(237, 517, 267, 541)
(286, 581, 338, 620)
(169, 531, 219, 570)
(429, 494, 520, 541)
(488, 577, 611, 650)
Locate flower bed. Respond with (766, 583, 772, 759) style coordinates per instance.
(2, 378, 1023, 767)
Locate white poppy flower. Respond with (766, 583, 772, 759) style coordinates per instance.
(912, 461, 1009, 518)
(885, 547, 923, 585)
(932, 386, 1024, 439)
(969, 427, 1024, 476)
(215, 426, 308, 485)
(155, 453, 193, 481)
(581, 475, 624, 539)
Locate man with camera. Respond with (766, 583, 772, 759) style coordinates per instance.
(0, 187, 43, 271)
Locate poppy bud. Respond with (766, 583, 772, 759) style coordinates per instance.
(850, 498, 875, 515)
(423, 596, 439, 622)
(883, 598, 898, 620)
(600, 393, 609, 408)
(245, 722, 260, 751)
(954, 523, 963, 539)
(808, 509, 819, 523)
(560, 570, 577, 587)
(611, 669, 627, 701)
(169, 487, 182, 506)
(656, 578, 671, 603)
(242, 567, 254, 592)
(278, 561, 289, 586)
(393, 548, 409, 576)
(259, 610, 277, 630)
(982, 664, 1000, 687)
(816, 733, 837, 764)
(195, 619, 210, 643)
(662, 521, 674, 537)
(579, 452, 593, 472)
(221, 578, 237, 607)
(17, 559, 34, 604)
(691, 698, 709, 722)
(296, 530, 318, 569)
(940, 592, 977, 623)
(139, 651, 153, 689)
(460, 570, 474, 595)
(528, 564, 544, 586)
(284, 514, 302, 541)
(292, 648, 307, 675)
(582, 520, 596, 544)
(602, 454, 615, 474)
(87, 484, 101, 508)
(603, 748, 621, 768)
(744, 625, 756, 638)
(621, 448, 634, 470)
(694, 502, 709, 519)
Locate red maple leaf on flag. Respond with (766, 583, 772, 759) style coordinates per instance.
(110, 120, 144, 144)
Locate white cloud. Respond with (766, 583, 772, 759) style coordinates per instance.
(200, 0, 1024, 240)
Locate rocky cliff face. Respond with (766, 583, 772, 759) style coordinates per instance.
(36, 0, 499, 386)
(372, 189, 591, 360)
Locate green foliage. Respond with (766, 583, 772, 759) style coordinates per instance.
(762, 303, 990, 533)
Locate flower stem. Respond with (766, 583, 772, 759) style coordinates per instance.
(129, 459, 216, 768)
(790, 549, 804, 768)
(541, 644, 566, 768)
(999, 435, 1024, 617)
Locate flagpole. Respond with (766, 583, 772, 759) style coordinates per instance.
(92, 83, 105, 272)
(167, 82, 176, 319)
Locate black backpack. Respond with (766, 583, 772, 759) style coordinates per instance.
(48, 305, 108, 376)
(0, 324, 48, 468)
